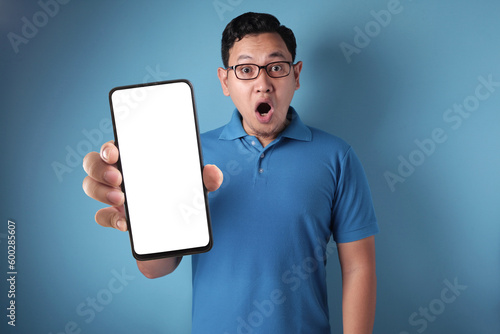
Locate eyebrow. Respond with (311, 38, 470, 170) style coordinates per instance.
(236, 51, 288, 62)
(268, 51, 287, 59)
(236, 54, 253, 62)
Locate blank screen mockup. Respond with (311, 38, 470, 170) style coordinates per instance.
(109, 80, 211, 258)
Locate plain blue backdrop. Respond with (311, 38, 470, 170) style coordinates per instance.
(1, 0, 499, 333)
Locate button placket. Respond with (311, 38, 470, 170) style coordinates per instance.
(257, 142, 278, 177)
(257, 148, 266, 175)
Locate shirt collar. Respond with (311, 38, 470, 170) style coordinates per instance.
(218, 107, 312, 142)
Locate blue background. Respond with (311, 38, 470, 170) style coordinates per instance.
(1, 0, 499, 333)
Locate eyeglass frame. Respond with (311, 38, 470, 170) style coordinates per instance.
(226, 61, 295, 80)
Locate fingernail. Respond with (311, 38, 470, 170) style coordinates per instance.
(116, 219, 126, 231)
(106, 190, 124, 205)
(101, 147, 109, 161)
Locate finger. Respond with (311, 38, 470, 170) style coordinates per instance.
(83, 152, 122, 188)
(100, 140, 120, 165)
(203, 164, 223, 192)
(82, 176, 125, 206)
(95, 206, 128, 231)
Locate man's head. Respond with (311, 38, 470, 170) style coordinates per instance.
(218, 12, 303, 146)
(221, 12, 297, 69)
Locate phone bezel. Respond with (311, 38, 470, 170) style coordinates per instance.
(108, 79, 213, 261)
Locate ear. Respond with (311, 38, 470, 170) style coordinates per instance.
(217, 67, 230, 96)
(292, 61, 303, 90)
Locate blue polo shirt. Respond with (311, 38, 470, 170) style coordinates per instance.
(191, 107, 379, 334)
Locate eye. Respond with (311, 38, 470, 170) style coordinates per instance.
(270, 64, 283, 72)
(239, 66, 254, 74)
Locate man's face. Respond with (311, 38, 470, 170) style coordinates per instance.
(218, 32, 302, 145)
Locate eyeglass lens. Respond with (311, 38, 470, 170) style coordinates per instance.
(234, 62, 291, 80)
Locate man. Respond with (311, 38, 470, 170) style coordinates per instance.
(83, 12, 379, 333)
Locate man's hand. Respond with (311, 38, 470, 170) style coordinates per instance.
(82, 140, 126, 230)
(82, 140, 223, 279)
(82, 140, 223, 231)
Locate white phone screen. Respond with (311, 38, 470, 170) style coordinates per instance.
(109, 80, 211, 260)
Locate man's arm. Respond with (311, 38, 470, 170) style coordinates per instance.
(337, 235, 377, 334)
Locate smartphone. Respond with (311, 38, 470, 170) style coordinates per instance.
(109, 79, 212, 260)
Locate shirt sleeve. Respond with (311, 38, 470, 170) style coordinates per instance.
(331, 147, 379, 243)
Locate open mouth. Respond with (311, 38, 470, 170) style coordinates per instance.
(254, 100, 274, 124)
(257, 102, 272, 116)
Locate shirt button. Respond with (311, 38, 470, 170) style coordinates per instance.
(260, 153, 265, 158)
(258, 168, 264, 174)
(251, 140, 256, 146)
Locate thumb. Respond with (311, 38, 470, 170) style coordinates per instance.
(203, 164, 223, 192)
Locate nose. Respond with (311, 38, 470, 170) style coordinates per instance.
(254, 68, 273, 93)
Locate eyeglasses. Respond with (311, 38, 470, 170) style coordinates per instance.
(227, 61, 293, 80)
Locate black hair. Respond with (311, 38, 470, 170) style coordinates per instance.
(221, 12, 297, 68)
